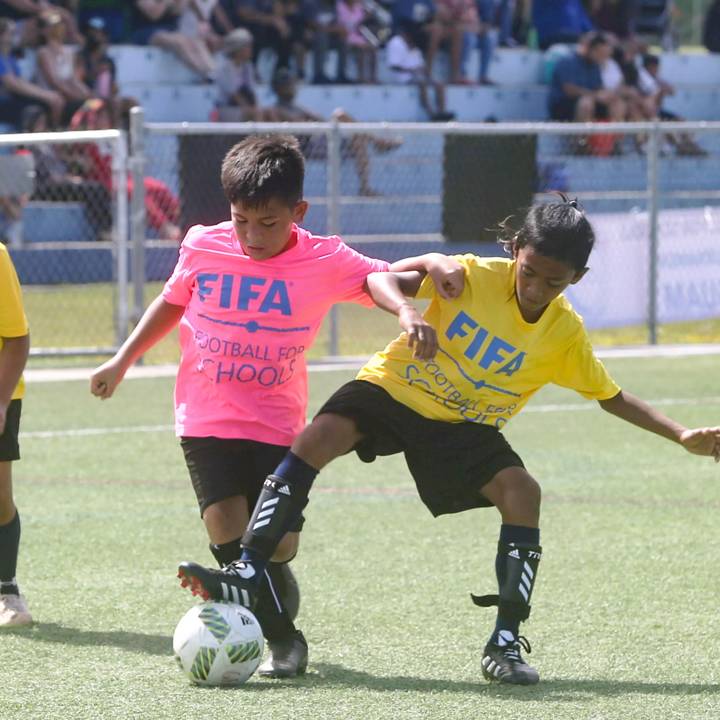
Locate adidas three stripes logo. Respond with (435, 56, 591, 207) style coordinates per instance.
(252, 497, 279, 530)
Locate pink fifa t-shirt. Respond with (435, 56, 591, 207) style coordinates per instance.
(162, 222, 389, 445)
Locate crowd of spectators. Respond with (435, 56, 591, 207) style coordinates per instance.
(0, 1, 716, 152)
(0, 0, 716, 245)
(0, 0, 718, 133)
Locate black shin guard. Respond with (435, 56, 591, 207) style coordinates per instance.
(472, 542, 542, 622)
(241, 475, 308, 559)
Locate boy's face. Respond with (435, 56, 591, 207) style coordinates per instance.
(230, 45, 252, 64)
(231, 198, 308, 260)
(513, 245, 586, 322)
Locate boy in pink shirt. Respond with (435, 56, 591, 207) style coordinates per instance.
(90, 134, 462, 678)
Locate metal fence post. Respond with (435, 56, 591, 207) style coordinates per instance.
(646, 120, 660, 345)
(112, 131, 130, 347)
(129, 106, 147, 328)
(326, 117, 342, 357)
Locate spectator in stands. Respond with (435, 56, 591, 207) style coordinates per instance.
(390, 0, 433, 48)
(70, 98, 183, 240)
(336, 0, 378, 83)
(704, 0, 720, 52)
(0, 17, 65, 128)
(34, 9, 93, 123)
(387, 21, 455, 120)
(265, 68, 402, 196)
(128, 0, 216, 81)
(590, 0, 637, 39)
(277, 0, 311, 79)
(0, 195, 25, 247)
(304, 0, 351, 83)
(178, 0, 224, 53)
(532, 0, 594, 50)
(0, 0, 80, 46)
(212, 0, 293, 76)
(548, 32, 626, 152)
(76, 0, 128, 43)
(638, 53, 707, 156)
(426, 0, 479, 84)
(475, 0, 495, 84)
(23, 104, 113, 238)
(78, 17, 115, 100)
(213, 27, 264, 120)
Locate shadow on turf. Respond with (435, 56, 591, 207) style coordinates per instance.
(3, 622, 170, 656)
(307, 663, 720, 698)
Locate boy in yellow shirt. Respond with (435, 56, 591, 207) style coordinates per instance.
(179, 197, 720, 684)
(0, 243, 31, 627)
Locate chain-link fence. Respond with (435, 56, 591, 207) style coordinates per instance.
(0, 128, 128, 358)
(137, 116, 720, 356)
(4, 117, 719, 361)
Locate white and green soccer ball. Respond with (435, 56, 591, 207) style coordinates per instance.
(173, 602, 264, 686)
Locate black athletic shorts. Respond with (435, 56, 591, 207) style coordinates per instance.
(0, 399, 21, 462)
(316, 380, 525, 517)
(180, 436, 305, 531)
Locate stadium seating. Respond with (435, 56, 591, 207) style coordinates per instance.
(108, 45, 720, 122)
(4, 44, 719, 250)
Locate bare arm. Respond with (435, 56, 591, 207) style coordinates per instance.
(2, 73, 62, 105)
(136, 0, 175, 22)
(366, 271, 437, 359)
(90, 296, 184, 399)
(389, 252, 464, 299)
(599, 389, 720, 461)
(3, 0, 46, 13)
(0, 334, 29, 434)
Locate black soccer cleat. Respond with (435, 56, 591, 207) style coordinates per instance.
(177, 560, 259, 608)
(481, 632, 539, 685)
(258, 629, 308, 678)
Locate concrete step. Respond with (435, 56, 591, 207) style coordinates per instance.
(22, 202, 95, 243)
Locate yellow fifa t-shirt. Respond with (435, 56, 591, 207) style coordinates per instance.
(0, 244, 29, 400)
(357, 255, 620, 428)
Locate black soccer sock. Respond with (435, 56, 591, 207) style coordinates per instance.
(209, 537, 243, 568)
(0, 511, 20, 595)
(471, 524, 541, 642)
(210, 538, 297, 641)
(240, 451, 317, 576)
(253, 566, 298, 642)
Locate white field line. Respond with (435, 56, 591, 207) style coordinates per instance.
(20, 395, 720, 440)
(23, 343, 720, 384)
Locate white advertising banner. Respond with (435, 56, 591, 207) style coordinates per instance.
(563, 207, 720, 329)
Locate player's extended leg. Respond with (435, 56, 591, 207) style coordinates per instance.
(0, 460, 31, 627)
(474, 466, 542, 684)
(206, 519, 308, 679)
(178, 414, 363, 607)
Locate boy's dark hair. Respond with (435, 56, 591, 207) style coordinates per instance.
(642, 53, 660, 69)
(585, 31, 610, 50)
(221, 134, 305, 208)
(498, 195, 595, 271)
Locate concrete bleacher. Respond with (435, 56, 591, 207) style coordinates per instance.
(108, 44, 720, 123)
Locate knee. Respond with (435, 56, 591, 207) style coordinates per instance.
(486, 468, 541, 524)
(272, 532, 299, 563)
(292, 413, 360, 469)
(0, 496, 16, 524)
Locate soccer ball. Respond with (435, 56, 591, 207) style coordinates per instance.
(173, 602, 264, 686)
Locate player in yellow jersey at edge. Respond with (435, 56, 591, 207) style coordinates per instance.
(178, 195, 720, 684)
(0, 244, 31, 627)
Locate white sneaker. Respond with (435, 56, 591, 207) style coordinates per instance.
(0, 593, 33, 627)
